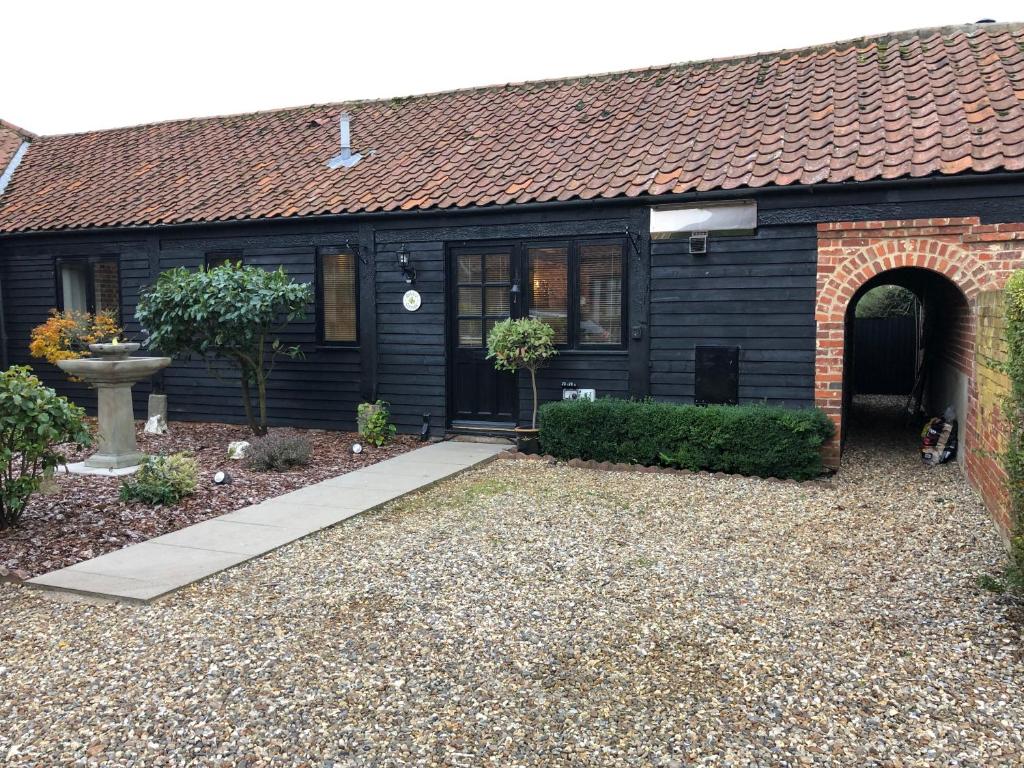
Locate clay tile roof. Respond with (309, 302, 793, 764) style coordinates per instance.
(2, 23, 1023, 233)
(0, 120, 35, 176)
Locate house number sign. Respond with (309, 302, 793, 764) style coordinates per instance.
(402, 290, 422, 312)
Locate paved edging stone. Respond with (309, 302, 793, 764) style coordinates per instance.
(27, 440, 508, 604)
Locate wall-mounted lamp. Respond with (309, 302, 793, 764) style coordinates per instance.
(397, 246, 417, 284)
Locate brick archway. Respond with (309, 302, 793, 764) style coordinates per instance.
(815, 217, 1024, 474)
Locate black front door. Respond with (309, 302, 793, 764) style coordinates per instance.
(449, 245, 520, 426)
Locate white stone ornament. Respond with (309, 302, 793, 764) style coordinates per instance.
(227, 441, 251, 459)
(144, 414, 168, 435)
(352, 443, 363, 454)
(402, 290, 422, 312)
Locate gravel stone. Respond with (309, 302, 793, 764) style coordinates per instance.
(0, 398, 1020, 766)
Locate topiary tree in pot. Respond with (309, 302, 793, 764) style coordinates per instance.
(487, 317, 557, 453)
(136, 262, 312, 436)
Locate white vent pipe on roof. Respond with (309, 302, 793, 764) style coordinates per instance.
(327, 113, 362, 169)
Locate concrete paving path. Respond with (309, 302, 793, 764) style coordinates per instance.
(29, 440, 508, 603)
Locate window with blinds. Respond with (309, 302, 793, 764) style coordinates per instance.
(578, 244, 622, 345)
(319, 250, 358, 343)
(523, 239, 625, 348)
(528, 246, 569, 345)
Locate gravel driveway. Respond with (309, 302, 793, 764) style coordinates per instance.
(1, 399, 1021, 766)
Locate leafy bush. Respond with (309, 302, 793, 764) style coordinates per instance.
(855, 285, 917, 318)
(246, 432, 312, 471)
(357, 400, 397, 447)
(0, 366, 92, 528)
(119, 453, 199, 505)
(136, 262, 312, 436)
(1000, 271, 1024, 594)
(29, 309, 123, 372)
(487, 317, 557, 429)
(539, 398, 834, 481)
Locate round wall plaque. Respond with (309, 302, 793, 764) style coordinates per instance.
(403, 290, 422, 311)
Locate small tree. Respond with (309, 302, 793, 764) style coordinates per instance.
(487, 317, 557, 429)
(1, 366, 92, 528)
(29, 309, 123, 372)
(136, 263, 312, 436)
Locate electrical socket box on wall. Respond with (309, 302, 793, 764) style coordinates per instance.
(562, 387, 596, 401)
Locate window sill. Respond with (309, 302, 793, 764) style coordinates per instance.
(552, 348, 629, 356)
(315, 344, 361, 352)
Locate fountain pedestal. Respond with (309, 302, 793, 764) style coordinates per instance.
(57, 343, 171, 470)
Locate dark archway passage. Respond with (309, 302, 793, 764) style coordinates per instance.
(842, 268, 971, 458)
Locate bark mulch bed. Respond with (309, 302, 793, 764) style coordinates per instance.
(0, 422, 418, 580)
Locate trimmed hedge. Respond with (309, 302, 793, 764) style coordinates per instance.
(539, 398, 834, 480)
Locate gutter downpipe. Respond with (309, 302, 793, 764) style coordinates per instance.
(0, 140, 31, 368)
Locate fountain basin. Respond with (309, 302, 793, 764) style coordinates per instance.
(89, 341, 140, 358)
(57, 350, 171, 470)
(58, 355, 170, 386)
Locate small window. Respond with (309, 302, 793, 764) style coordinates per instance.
(528, 246, 569, 345)
(649, 200, 757, 240)
(319, 249, 358, 344)
(58, 258, 119, 316)
(205, 250, 243, 269)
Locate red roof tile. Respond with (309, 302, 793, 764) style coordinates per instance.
(0, 120, 34, 176)
(2, 23, 1023, 233)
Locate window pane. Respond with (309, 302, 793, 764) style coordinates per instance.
(528, 247, 568, 345)
(321, 251, 357, 342)
(60, 264, 89, 314)
(457, 254, 482, 283)
(206, 251, 242, 269)
(484, 252, 509, 283)
(93, 260, 119, 315)
(458, 286, 482, 316)
(579, 243, 622, 345)
(459, 319, 482, 347)
(485, 286, 509, 317)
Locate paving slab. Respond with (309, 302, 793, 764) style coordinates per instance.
(28, 439, 507, 603)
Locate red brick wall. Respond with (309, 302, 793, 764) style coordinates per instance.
(816, 217, 1024, 536)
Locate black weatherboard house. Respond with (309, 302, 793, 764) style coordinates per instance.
(2, 23, 1024, 489)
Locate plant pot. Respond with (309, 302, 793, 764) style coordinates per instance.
(515, 427, 540, 455)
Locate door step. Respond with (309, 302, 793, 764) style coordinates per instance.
(448, 434, 515, 445)
(448, 420, 517, 442)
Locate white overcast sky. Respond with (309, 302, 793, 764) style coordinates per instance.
(5, 1, 1021, 135)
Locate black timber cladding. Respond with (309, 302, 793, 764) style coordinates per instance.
(1, 176, 1024, 435)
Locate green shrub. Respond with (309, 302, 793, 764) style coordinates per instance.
(1001, 271, 1024, 593)
(539, 398, 834, 480)
(246, 432, 312, 471)
(0, 366, 92, 528)
(357, 400, 397, 447)
(119, 453, 199, 505)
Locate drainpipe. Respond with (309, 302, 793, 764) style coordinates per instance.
(0, 275, 7, 370)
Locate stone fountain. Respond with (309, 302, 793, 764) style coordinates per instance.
(57, 342, 171, 470)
